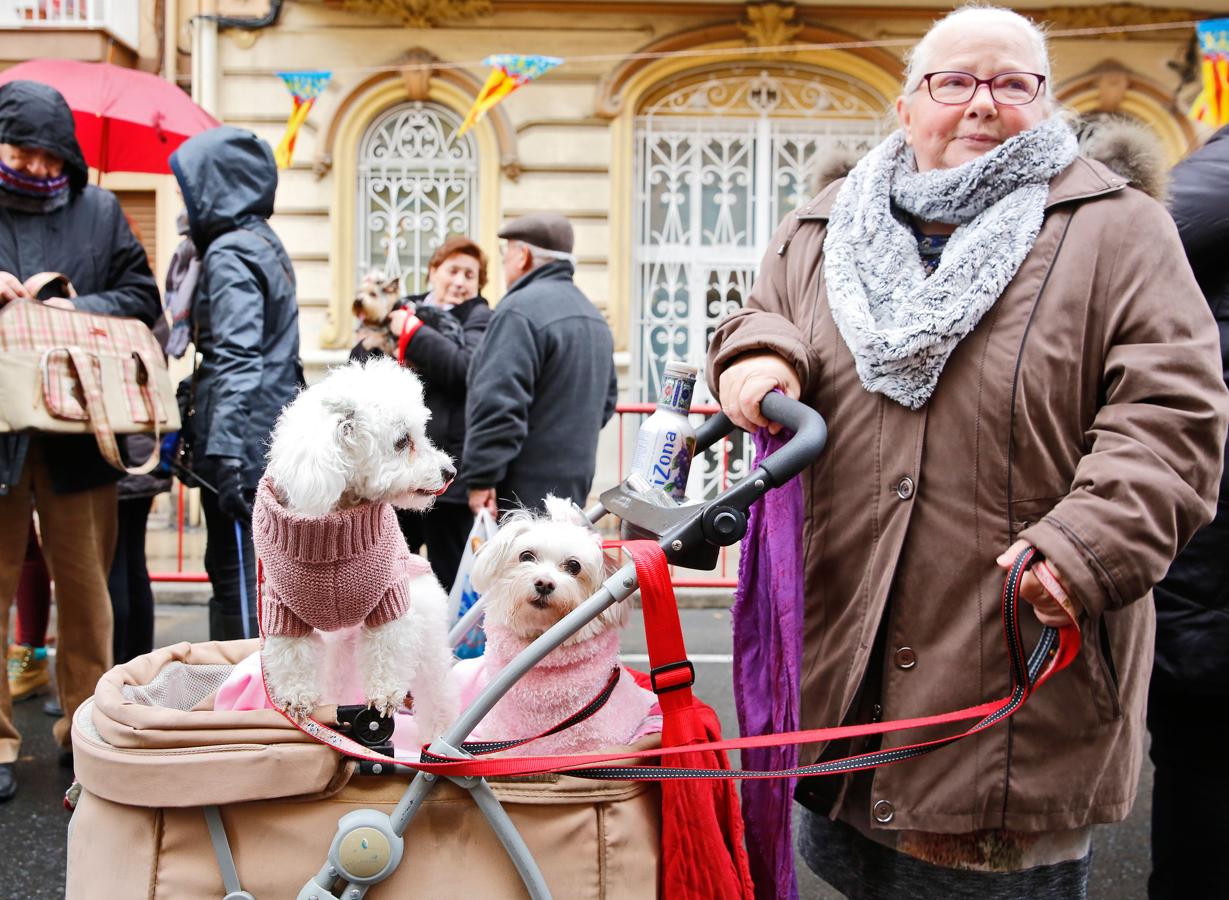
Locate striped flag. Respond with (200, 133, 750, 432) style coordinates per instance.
(1191, 19, 1229, 128)
(274, 71, 332, 169)
(458, 55, 562, 136)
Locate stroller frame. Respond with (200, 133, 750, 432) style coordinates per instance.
(289, 394, 827, 900)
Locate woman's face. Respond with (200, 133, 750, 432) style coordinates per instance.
(427, 252, 481, 305)
(896, 24, 1049, 172)
(0, 143, 64, 179)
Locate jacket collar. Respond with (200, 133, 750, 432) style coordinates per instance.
(504, 259, 575, 297)
(795, 155, 1128, 222)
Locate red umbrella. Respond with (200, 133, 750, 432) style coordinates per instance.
(0, 59, 219, 174)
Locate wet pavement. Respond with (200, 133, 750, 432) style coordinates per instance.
(2, 604, 1151, 897)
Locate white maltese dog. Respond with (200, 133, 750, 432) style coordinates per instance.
(254, 357, 458, 738)
(454, 498, 658, 754)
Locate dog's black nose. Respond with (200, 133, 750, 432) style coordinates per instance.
(441, 462, 456, 482)
(534, 579, 555, 596)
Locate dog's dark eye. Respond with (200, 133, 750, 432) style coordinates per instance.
(562, 559, 582, 577)
(518, 550, 536, 564)
(394, 433, 414, 454)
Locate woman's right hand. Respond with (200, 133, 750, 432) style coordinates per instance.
(717, 351, 802, 435)
(0, 271, 30, 305)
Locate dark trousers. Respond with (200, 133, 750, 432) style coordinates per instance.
(1147, 685, 1229, 899)
(201, 488, 258, 642)
(396, 502, 474, 594)
(107, 496, 156, 664)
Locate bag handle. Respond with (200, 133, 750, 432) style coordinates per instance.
(24, 272, 77, 300)
(53, 346, 162, 477)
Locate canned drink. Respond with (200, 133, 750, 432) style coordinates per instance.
(629, 361, 698, 501)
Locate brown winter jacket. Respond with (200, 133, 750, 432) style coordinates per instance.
(707, 156, 1229, 834)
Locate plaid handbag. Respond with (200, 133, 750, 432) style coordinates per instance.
(0, 273, 180, 476)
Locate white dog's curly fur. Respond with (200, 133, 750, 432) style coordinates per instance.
(471, 496, 620, 645)
(259, 358, 458, 736)
(460, 499, 658, 755)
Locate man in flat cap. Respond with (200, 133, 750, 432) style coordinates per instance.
(463, 213, 617, 514)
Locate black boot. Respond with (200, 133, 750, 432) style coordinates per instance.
(0, 762, 16, 802)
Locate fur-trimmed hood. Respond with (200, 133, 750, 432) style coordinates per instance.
(811, 114, 1169, 200)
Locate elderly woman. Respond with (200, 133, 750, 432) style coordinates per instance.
(708, 7, 1228, 898)
(351, 236, 493, 592)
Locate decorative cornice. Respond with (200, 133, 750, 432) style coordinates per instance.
(341, 0, 492, 27)
(595, 20, 903, 117)
(739, 2, 803, 48)
(1040, 5, 1200, 36)
(399, 47, 437, 100)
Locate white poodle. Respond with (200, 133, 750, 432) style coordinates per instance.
(455, 498, 658, 754)
(254, 357, 458, 738)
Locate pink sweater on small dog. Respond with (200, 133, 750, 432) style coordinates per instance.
(453, 623, 660, 755)
(253, 477, 432, 637)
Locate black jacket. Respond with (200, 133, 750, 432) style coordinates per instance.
(350, 293, 492, 504)
(170, 126, 301, 490)
(462, 261, 617, 510)
(1154, 124, 1229, 694)
(0, 81, 161, 495)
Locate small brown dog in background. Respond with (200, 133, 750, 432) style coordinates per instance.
(352, 271, 403, 358)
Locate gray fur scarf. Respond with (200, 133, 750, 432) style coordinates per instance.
(823, 116, 1078, 409)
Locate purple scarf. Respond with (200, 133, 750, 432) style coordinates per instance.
(732, 428, 804, 900)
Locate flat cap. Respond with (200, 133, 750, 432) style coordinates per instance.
(498, 213, 574, 255)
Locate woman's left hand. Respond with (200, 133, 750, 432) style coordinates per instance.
(996, 539, 1080, 628)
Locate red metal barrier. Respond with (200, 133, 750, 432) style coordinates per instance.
(150, 403, 740, 591)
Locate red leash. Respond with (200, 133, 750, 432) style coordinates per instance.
(417, 542, 1080, 780)
(259, 543, 1080, 780)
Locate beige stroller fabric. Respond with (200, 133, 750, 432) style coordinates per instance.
(67, 640, 661, 898)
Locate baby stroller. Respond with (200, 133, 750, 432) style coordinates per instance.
(66, 394, 828, 899)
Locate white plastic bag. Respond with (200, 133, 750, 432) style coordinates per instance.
(448, 510, 497, 659)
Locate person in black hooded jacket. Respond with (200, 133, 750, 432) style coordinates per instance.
(170, 126, 301, 642)
(0, 81, 160, 803)
(1147, 123, 1229, 900)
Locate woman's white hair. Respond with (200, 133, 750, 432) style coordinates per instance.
(901, 5, 1052, 100)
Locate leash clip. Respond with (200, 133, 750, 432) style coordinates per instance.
(650, 659, 695, 694)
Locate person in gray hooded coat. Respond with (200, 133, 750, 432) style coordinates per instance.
(170, 126, 301, 641)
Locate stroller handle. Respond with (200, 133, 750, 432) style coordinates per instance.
(695, 392, 828, 488)
(600, 392, 828, 566)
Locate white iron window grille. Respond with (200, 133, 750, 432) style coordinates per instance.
(357, 101, 478, 295)
(634, 68, 885, 497)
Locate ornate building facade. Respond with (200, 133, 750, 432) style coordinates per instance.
(188, 0, 1212, 389)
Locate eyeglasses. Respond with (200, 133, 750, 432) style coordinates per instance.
(921, 71, 1046, 106)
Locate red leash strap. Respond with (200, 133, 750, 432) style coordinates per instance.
(558, 544, 1082, 781)
(256, 545, 1082, 780)
(394, 545, 1081, 780)
(618, 541, 700, 727)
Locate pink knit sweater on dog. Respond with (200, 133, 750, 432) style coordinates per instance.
(453, 623, 659, 755)
(253, 477, 432, 637)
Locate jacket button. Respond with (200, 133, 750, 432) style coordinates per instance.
(871, 703, 883, 722)
(873, 799, 895, 823)
(895, 647, 917, 669)
(895, 476, 915, 500)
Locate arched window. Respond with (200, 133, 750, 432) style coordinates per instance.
(357, 101, 478, 294)
(634, 67, 885, 405)
(633, 66, 887, 496)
